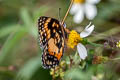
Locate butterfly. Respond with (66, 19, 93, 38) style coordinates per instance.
(38, 16, 68, 69)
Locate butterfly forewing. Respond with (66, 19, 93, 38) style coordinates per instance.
(38, 16, 67, 69)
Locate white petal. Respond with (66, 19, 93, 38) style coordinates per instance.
(85, 3, 97, 20)
(77, 43, 87, 60)
(73, 6, 84, 23)
(80, 22, 95, 38)
(70, 4, 81, 15)
(86, 0, 100, 4)
(85, 22, 92, 29)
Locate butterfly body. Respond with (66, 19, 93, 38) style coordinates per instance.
(38, 16, 67, 69)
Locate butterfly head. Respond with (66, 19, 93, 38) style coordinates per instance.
(63, 23, 66, 28)
(60, 22, 66, 28)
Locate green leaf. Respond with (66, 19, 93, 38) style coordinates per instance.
(20, 8, 33, 27)
(64, 68, 93, 80)
(33, 6, 49, 21)
(0, 27, 27, 64)
(0, 24, 20, 38)
(16, 56, 42, 80)
(20, 8, 37, 38)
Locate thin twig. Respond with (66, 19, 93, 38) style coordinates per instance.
(61, 0, 74, 25)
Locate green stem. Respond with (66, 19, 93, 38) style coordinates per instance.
(110, 57, 120, 61)
(88, 26, 120, 42)
(87, 41, 103, 47)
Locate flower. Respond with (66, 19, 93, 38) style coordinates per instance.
(70, 0, 100, 23)
(68, 22, 94, 60)
(50, 61, 66, 79)
(67, 30, 82, 48)
(116, 40, 120, 48)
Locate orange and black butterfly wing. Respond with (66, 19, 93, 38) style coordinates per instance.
(38, 16, 49, 49)
(38, 16, 67, 69)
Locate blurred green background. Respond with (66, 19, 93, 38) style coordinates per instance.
(0, 0, 120, 80)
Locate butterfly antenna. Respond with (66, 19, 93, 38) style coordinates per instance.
(58, 8, 61, 21)
(61, 0, 74, 25)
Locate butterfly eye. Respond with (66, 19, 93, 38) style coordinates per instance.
(60, 22, 66, 28)
(63, 23, 66, 28)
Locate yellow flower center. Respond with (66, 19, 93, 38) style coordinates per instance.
(74, 0, 85, 4)
(67, 30, 82, 48)
(116, 41, 120, 48)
